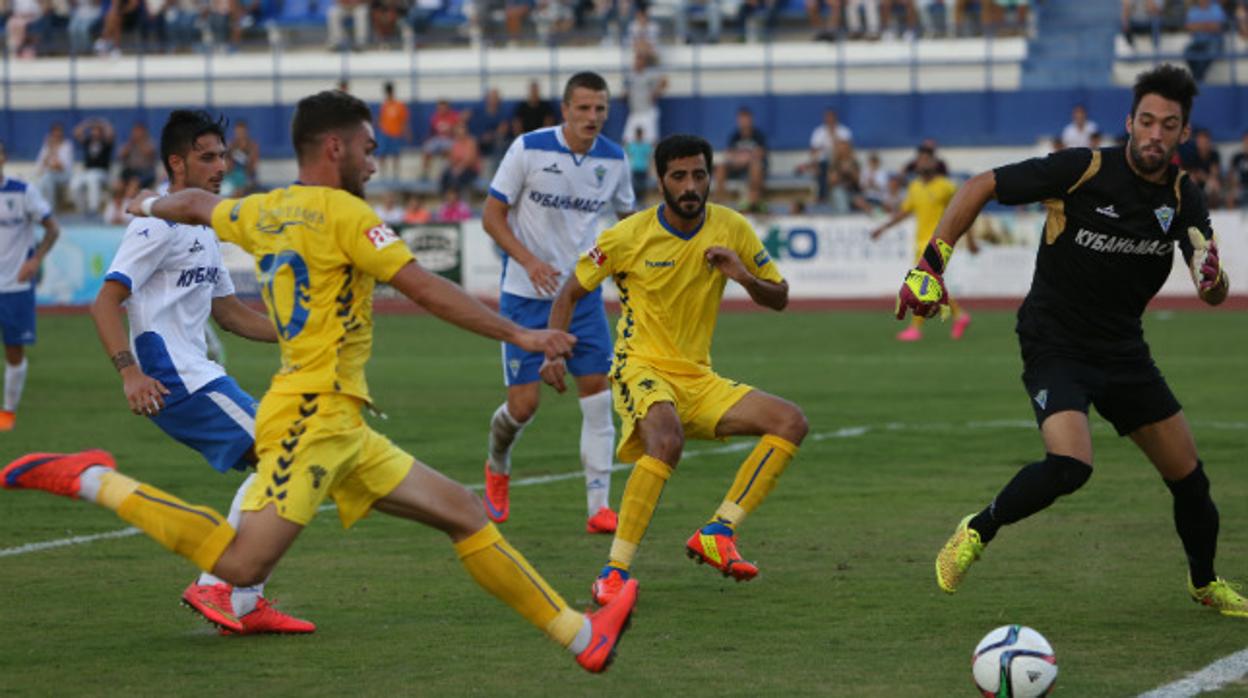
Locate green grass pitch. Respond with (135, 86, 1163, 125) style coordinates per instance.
(2, 308, 1247, 696)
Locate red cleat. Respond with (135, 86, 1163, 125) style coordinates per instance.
(576, 578, 639, 673)
(226, 597, 317, 635)
(483, 460, 510, 523)
(685, 526, 759, 582)
(181, 583, 243, 634)
(1, 449, 115, 499)
(586, 507, 618, 534)
(591, 565, 630, 606)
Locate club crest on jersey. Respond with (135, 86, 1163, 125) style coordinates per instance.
(1154, 205, 1174, 234)
(588, 245, 607, 267)
(229, 201, 242, 222)
(594, 164, 607, 186)
(508, 359, 521, 377)
(365, 224, 399, 250)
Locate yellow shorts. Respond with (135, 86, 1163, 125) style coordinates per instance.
(611, 361, 754, 463)
(243, 393, 413, 528)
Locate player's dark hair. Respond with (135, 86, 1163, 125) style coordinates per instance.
(563, 71, 609, 103)
(291, 89, 373, 164)
(1131, 64, 1198, 125)
(654, 134, 713, 178)
(160, 110, 227, 179)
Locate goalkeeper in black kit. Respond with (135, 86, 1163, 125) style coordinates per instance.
(899, 64, 1245, 617)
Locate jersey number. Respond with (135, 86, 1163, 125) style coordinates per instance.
(258, 251, 311, 340)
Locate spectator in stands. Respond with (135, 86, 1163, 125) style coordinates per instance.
(435, 186, 472, 222)
(828, 139, 867, 213)
(903, 138, 949, 176)
(1181, 127, 1224, 204)
(222, 119, 260, 196)
(625, 125, 652, 201)
(988, 0, 1030, 35)
(737, 0, 782, 42)
(421, 98, 460, 180)
(914, 0, 947, 37)
(407, 0, 446, 44)
(440, 121, 481, 195)
(627, 3, 659, 59)
(371, 0, 404, 47)
(327, 0, 369, 50)
(881, 0, 919, 39)
(1122, 0, 1161, 49)
(1183, 0, 1228, 82)
(859, 151, 890, 210)
(806, 0, 842, 40)
(797, 107, 852, 204)
(118, 122, 158, 189)
(96, 0, 141, 56)
(377, 81, 411, 179)
(532, 0, 574, 44)
(622, 49, 666, 146)
(1060, 104, 1098, 149)
(35, 124, 73, 211)
(402, 192, 433, 224)
(713, 106, 768, 212)
(512, 80, 555, 135)
(503, 0, 531, 43)
(469, 87, 511, 168)
(6, 0, 46, 58)
(102, 176, 140, 225)
(69, 0, 105, 54)
(1230, 130, 1248, 208)
(374, 190, 405, 225)
(674, 0, 722, 44)
(71, 117, 115, 216)
(164, 0, 203, 51)
(843, 0, 880, 39)
(883, 172, 905, 212)
(1238, 0, 1248, 38)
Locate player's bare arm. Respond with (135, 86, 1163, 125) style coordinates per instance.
(211, 295, 279, 343)
(387, 260, 576, 357)
(482, 196, 561, 296)
(538, 274, 592, 393)
(932, 170, 997, 249)
(704, 245, 788, 311)
(18, 216, 60, 283)
(868, 208, 911, 240)
(90, 279, 170, 416)
(127, 188, 223, 227)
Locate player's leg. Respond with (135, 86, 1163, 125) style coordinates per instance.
(1, 344, 26, 429)
(938, 353, 1096, 593)
(568, 289, 617, 533)
(370, 453, 638, 672)
(0, 287, 36, 429)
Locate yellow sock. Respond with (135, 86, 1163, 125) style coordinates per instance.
(101, 472, 236, 572)
(714, 435, 799, 529)
(455, 523, 583, 647)
(949, 296, 962, 317)
(609, 455, 673, 571)
(912, 315, 926, 329)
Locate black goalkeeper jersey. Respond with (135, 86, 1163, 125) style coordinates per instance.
(993, 146, 1214, 359)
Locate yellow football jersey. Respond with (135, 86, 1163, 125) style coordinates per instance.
(575, 202, 784, 375)
(901, 175, 957, 247)
(210, 185, 414, 401)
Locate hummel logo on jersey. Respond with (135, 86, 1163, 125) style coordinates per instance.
(137, 228, 150, 238)
(1033, 389, 1048, 410)
(1095, 205, 1119, 218)
(189, 239, 204, 254)
(542, 163, 563, 175)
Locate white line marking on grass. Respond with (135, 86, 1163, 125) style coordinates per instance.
(4, 418, 1245, 560)
(1138, 648, 1248, 697)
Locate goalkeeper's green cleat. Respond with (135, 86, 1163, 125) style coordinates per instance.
(1189, 577, 1248, 618)
(936, 514, 984, 594)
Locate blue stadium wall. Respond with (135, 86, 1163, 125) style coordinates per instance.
(4, 86, 1244, 160)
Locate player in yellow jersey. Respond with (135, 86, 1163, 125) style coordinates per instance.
(541, 134, 809, 605)
(869, 146, 976, 341)
(1, 90, 637, 673)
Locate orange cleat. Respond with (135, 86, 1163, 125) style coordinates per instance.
(225, 597, 317, 635)
(576, 578, 639, 674)
(586, 507, 618, 534)
(1, 449, 115, 499)
(0, 410, 15, 431)
(591, 565, 630, 606)
(685, 524, 759, 582)
(483, 460, 510, 523)
(181, 583, 243, 634)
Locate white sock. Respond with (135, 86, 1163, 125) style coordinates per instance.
(77, 465, 112, 503)
(196, 473, 264, 614)
(4, 358, 28, 412)
(488, 403, 529, 476)
(567, 616, 593, 654)
(579, 390, 615, 515)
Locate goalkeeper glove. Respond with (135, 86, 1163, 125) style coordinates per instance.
(895, 237, 954, 320)
(1188, 227, 1228, 301)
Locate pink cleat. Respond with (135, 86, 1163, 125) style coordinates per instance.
(895, 326, 922, 342)
(951, 313, 972, 340)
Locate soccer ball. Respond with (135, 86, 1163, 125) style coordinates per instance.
(971, 625, 1058, 697)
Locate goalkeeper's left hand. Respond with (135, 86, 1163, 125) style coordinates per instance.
(1188, 228, 1228, 302)
(894, 238, 954, 321)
